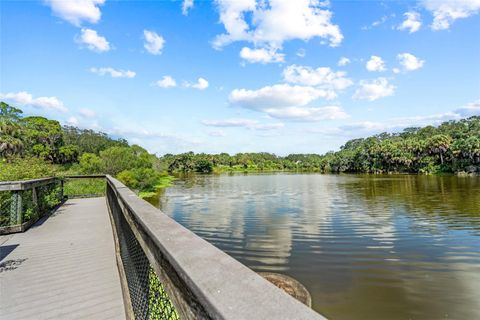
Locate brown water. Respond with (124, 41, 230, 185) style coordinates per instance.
(152, 173, 480, 320)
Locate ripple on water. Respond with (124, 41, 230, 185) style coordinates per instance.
(155, 173, 480, 320)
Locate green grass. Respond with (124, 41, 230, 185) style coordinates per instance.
(63, 178, 106, 197)
(139, 175, 175, 199)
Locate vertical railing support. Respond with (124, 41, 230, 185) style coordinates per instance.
(10, 190, 23, 225)
(32, 187, 39, 218)
(59, 179, 64, 201)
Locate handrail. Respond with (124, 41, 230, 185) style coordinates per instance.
(0, 177, 64, 234)
(0, 177, 59, 191)
(105, 175, 326, 319)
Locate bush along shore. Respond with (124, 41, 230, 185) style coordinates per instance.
(0, 102, 173, 197)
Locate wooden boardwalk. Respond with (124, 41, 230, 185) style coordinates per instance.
(0, 197, 126, 320)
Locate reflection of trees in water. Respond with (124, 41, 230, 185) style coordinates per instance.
(342, 175, 480, 227)
(155, 173, 480, 319)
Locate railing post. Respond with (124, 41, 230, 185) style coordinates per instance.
(59, 179, 64, 201)
(10, 190, 23, 225)
(32, 187, 39, 218)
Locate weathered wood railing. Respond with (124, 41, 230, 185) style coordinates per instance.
(0, 177, 64, 234)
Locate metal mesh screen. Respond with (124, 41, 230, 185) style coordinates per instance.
(107, 183, 180, 320)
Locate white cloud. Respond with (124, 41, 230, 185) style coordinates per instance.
(228, 82, 348, 122)
(397, 53, 425, 72)
(398, 11, 422, 33)
(353, 78, 395, 101)
(182, 0, 194, 15)
(156, 76, 177, 88)
(79, 108, 96, 118)
(296, 48, 306, 58)
(45, 0, 105, 26)
(366, 55, 386, 72)
(338, 57, 350, 66)
(186, 78, 209, 90)
(90, 67, 136, 78)
(265, 106, 349, 121)
(66, 116, 79, 126)
(143, 30, 165, 55)
(239, 47, 285, 64)
(229, 84, 333, 111)
(202, 118, 284, 130)
(0, 91, 68, 112)
(282, 64, 353, 91)
(77, 28, 110, 52)
(454, 99, 480, 117)
(213, 0, 343, 61)
(362, 14, 393, 30)
(422, 0, 480, 30)
(334, 99, 480, 136)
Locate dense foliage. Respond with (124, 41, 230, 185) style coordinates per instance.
(160, 116, 480, 175)
(2, 101, 478, 184)
(0, 102, 172, 195)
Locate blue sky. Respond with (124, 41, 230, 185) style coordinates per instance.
(1, 0, 479, 155)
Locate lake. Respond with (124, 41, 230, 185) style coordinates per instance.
(151, 173, 480, 320)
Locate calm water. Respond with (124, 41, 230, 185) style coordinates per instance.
(152, 173, 480, 320)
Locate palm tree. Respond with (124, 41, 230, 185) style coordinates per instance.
(0, 119, 24, 158)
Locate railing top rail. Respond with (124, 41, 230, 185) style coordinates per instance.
(64, 174, 106, 179)
(0, 177, 59, 191)
(106, 175, 326, 320)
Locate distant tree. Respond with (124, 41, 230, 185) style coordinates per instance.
(195, 159, 213, 173)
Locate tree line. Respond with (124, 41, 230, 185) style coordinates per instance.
(2, 101, 479, 182)
(0, 102, 170, 195)
(160, 116, 480, 175)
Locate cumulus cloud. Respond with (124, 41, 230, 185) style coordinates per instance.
(213, 0, 343, 61)
(228, 82, 349, 122)
(422, 0, 480, 30)
(396, 53, 425, 72)
(229, 84, 333, 110)
(45, 0, 105, 26)
(155, 76, 177, 88)
(353, 78, 395, 101)
(202, 118, 284, 130)
(182, 0, 194, 15)
(90, 67, 136, 78)
(0, 91, 68, 112)
(239, 47, 285, 64)
(398, 11, 422, 33)
(282, 65, 353, 92)
(77, 28, 110, 52)
(79, 108, 96, 118)
(338, 57, 350, 66)
(185, 78, 209, 90)
(265, 106, 349, 121)
(143, 30, 165, 55)
(366, 55, 386, 72)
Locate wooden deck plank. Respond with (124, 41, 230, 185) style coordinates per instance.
(0, 197, 126, 320)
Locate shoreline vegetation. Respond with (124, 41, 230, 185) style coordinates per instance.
(1, 101, 479, 198)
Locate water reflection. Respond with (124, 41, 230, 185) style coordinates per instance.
(153, 174, 480, 320)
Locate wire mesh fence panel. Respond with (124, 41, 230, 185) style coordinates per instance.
(0, 191, 13, 227)
(107, 184, 180, 320)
